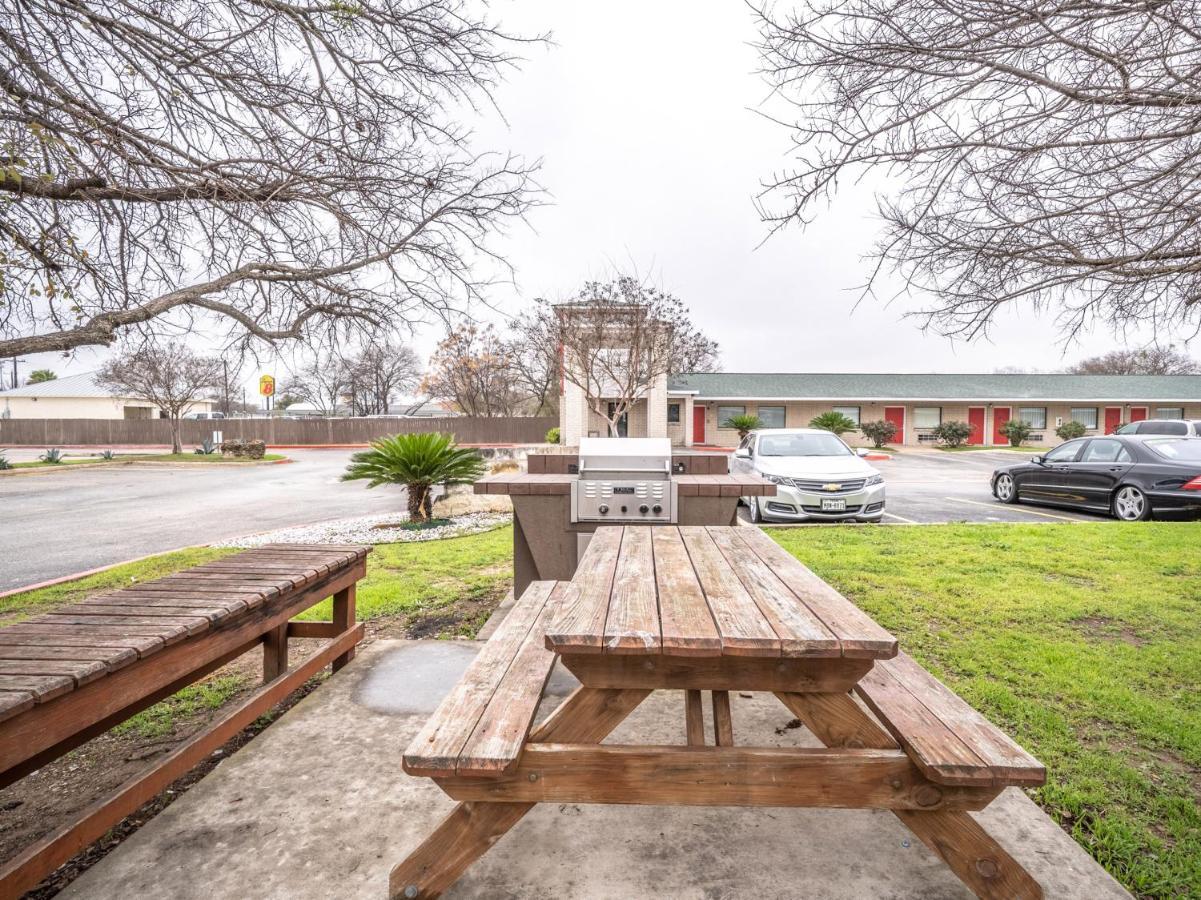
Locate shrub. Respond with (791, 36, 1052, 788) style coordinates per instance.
(722, 414, 762, 439)
(859, 420, 898, 448)
(100, 449, 115, 460)
(808, 411, 858, 436)
(1055, 420, 1088, 441)
(932, 420, 973, 447)
(1002, 419, 1032, 447)
(197, 438, 217, 455)
(0, 450, 10, 471)
(39, 448, 64, 464)
(545, 426, 560, 445)
(342, 432, 487, 521)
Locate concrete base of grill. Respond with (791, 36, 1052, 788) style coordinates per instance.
(61, 640, 1131, 900)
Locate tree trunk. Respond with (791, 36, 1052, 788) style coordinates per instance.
(170, 415, 183, 454)
(407, 482, 430, 521)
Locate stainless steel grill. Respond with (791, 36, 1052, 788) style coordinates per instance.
(570, 437, 678, 524)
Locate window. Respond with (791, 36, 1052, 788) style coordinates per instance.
(914, 407, 941, 429)
(1138, 421, 1188, 436)
(1081, 439, 1131, 463)
(1146, 438, 1201, 461)
(667, 403, 681, 424)
(757, 433, 852, 457)
(832, 406, 860, 425)
(1156, 407, 1184, 419)
(1070, 407, 1098, 429)
(1044, 440, 1083, 463)
(1018, 407, 1047, 429)
(757, 405, 786, 428)
(717, 405, 745, 426)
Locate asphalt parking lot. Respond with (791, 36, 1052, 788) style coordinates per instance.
(1, 445, 1102, 594)
(745, 447, 1103, 527)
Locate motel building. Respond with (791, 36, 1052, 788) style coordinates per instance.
(558, 371, 1201, 448)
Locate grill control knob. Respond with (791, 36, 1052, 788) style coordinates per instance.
(638, 504, 650, 514)
(652, 504, 662, 514)
(598, 504, 609, 514)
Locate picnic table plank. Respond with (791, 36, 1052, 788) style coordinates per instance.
(0, 675, 74, 703)
(733, 527, 897, 659)
(455, 584, 566, 775)
(0, 659, 107, 685)
(80, 593, 251, 616)
(406, 582, 558, 776)
(544, 528, 622, 655)
(602, 528, 661, 654)
(0, 629, 166, 656)
(12, 622, 189, 647)
(678, 527, 780, 655)
(0, 693, 35, 724)
(0, 645, 138, 670)
(70, 603, 239, 625)
(706, 527, 841, 658)
(651, 527, 720, 657)
(861, 653, 1045, 786)
(854, 662, 992, 786)
(33, 614, 209, 638)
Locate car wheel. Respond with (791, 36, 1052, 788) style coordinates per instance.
(994, 473, 1018, 504)
(1112, 485, 1150, 522)
(747, 496, 762, 523)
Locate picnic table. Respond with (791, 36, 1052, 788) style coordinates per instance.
(393, 525, 1045, 899)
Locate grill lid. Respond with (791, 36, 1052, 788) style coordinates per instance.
(577, 437, 672, 478)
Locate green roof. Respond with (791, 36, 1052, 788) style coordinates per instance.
(667, 372, 1201, 403)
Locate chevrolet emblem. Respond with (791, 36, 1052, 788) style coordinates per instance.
(823, 483, 842, 492)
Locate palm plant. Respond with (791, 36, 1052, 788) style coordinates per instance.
(341, 433, 486, 522)
(722, 414, 762, 439)
(808, 411, 858, 436)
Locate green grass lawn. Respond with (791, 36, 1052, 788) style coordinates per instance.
(768, 522, 1201, 899)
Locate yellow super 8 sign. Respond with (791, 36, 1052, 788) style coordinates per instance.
(259, 374, 275, 397)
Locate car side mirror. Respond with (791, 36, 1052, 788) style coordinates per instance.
(855, 447, 870, 457)
(1031, 455, 1045, 465)
(734, 447, 751, 459)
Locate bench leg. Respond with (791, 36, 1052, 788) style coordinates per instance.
(262, 623, 288, 683)
(777, 691, 1043, 900)
(389, 687, 648, 899)
(332, 585, 356, 672)
(896, 810, 1043, 900)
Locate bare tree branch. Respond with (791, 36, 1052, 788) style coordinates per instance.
(754, 0, 1201, 341)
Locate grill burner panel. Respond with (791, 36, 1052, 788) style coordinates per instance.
(570, 438, 678, 524)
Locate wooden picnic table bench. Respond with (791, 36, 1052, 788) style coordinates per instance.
(0, 543, 369, 897)
(394, 525, 1045, 900)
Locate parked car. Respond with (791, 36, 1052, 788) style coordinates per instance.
(732, 428, 885, 523)
(184, 411, 226, 420)
(990, 435, 1201, 521)
(1114, 419, 1201, 437)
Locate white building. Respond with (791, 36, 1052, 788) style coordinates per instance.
(0, 372, 215, 420)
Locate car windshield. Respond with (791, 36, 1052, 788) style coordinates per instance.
(1144, 438, 1201, 461)
(757, 433, 852, 457)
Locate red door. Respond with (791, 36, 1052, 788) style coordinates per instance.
(692, 405, 706, 445)
(967, 407, 985, 445)
(1104, 407, 1122, 434)
(883, 406, 905, 444)
(1130, 407, 1148, 422)
(992, 407, 1011, 444)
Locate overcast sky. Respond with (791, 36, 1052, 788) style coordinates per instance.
(13, 0, 1167, 393)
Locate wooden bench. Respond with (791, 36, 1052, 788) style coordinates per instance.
(0, 543, 369, 897)
(403, 580, 565, 778)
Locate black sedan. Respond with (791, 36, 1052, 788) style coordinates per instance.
(990, 435, 1201, 521)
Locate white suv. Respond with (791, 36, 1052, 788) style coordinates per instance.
(731, 428, 886, 523)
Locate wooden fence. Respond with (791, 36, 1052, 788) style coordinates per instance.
(0, 416, 557, 447)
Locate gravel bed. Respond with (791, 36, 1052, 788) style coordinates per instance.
(212, 512, 510, 548)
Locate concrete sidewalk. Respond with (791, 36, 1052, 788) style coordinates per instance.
(63, 641, 1130, 899)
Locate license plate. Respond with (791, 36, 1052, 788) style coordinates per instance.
(821, 498, 847, 512)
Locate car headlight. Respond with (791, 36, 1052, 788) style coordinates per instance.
(761, 473, 790, 486)
(864, 473, 883, 486)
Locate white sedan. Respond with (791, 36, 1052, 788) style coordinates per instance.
(731, 428, 886, 523)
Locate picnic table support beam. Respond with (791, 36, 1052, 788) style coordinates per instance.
(684, 690, 705, 745)
(777, 689, 1043, 899)
(262, 622, 288, 682)
(332, 585, 356, 672)
(390, 686, 648, 900)
(712, 691, 734, 746)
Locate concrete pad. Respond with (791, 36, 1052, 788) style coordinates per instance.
(63, 641, 1130, 899)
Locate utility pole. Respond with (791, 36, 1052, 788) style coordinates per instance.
(222, 360, 230, 416)
(10, 357, 26, 390)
